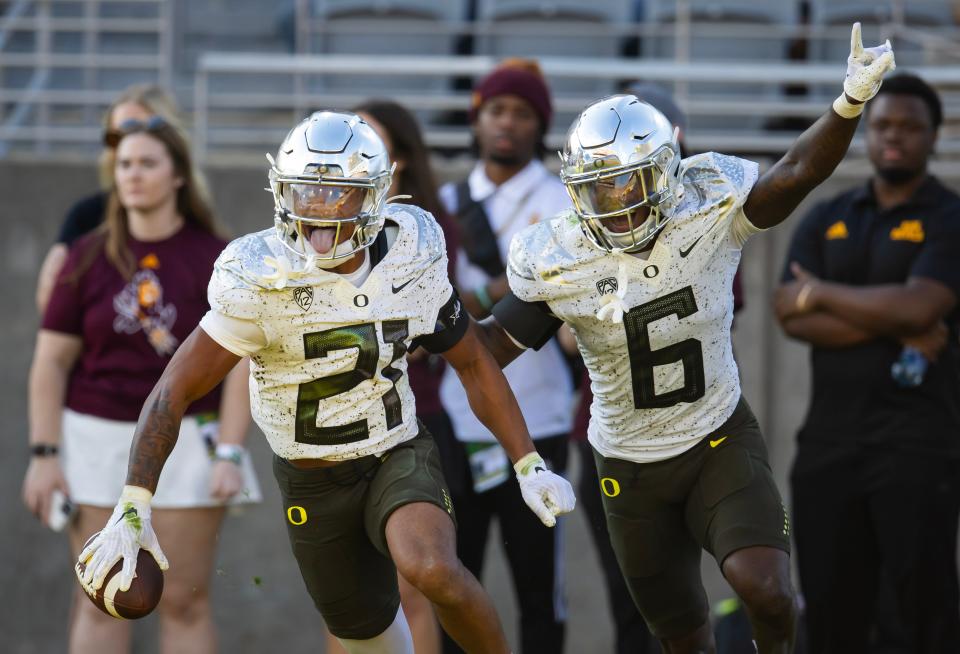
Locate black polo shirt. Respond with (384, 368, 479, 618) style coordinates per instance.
(782, 175, 960, 454)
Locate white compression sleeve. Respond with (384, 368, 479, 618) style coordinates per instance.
(336, 605, 414, 654)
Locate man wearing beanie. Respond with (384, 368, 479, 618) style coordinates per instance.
(437, 59, 574, 654)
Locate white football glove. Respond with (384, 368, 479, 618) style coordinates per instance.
(843, 22, 896, 103)
(78, 485, 169, 592)
(514, 452, 576, 528)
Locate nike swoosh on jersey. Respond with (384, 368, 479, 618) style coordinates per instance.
(679, 234, 705, 258)
(391, 269, 428, 294)
(709, 436, 728, 448)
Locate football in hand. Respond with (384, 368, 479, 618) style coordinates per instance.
(75, 532, 164, 619)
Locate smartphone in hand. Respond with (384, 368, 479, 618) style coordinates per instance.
(48, 490, 77, 532)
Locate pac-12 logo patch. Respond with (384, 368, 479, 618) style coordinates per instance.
(596, 277, 618, 296)
(293, 287, 313, 311)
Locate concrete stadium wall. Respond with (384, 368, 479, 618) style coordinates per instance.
(3, 158, 956, 652)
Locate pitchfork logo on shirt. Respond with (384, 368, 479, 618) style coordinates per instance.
(112, 267, 178, 356)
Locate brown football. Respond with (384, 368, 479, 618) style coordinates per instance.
(75, 533, 164, 619)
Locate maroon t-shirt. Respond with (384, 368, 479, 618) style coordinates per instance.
(43, 223, 227, 422)
(407, 210, 459, 418)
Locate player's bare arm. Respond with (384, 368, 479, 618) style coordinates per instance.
(440, 320, 535, 463)
(474, 317, 526, 369)
(744, 23, 895, 228)
(127, 328, 241, 491)
(442, 319, 575, 527)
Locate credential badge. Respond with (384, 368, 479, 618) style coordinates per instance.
(596, 277, 618, 296)
(293, 287, 313, 311)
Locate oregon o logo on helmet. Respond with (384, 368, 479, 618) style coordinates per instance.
(600, 477, 621, 497)
(287, 506, 308, 525)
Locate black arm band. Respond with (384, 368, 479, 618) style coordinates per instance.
(414, 290, 471, 354)
(492, 291, 562, 351)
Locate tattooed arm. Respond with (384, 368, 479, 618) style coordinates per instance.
(742, 108, 861, 229)
(127, 328, 242, 491)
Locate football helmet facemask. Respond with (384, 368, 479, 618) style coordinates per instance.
(560, 95, 682, 253)
(269, 111, 392, 266)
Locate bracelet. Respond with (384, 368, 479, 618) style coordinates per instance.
(214, 443, 244, 466)
(30, 443, 59, 457)
(474, 284, 494, 312)
(832, 93, 864, 119)
(795, 283, 816, 312)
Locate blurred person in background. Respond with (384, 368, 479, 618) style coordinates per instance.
(311, 99, 461, 654)
(438, 58, 574, 654)
(22, 116, 259, 654)
(35, 84, 194, 313)
(775, 72, 960, 654)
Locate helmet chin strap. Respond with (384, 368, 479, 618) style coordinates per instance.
(308, 246, 351, 269)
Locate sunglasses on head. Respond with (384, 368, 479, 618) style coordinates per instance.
(102, 115, 168, 148)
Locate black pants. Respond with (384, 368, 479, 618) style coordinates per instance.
(576, 439, 658, 654)
(433, 412, 568, 654)
(791, 446, 960, 654)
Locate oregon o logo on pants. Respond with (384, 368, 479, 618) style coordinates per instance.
(600, 477, 621, 497)
(287, 505, 308, 525)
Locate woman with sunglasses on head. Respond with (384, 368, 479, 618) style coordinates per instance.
(22, 116, 260, 654)
(34, 84, 197, 313)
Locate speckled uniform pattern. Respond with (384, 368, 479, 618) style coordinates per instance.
(207, 203, 452, 461)
(507, 153, 761, 463)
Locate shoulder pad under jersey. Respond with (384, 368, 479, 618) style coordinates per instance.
(207, 229, 282, 320)
(676, 152, 759, 216)
(382, 202, 446, 266)
(507, 210, 594, 303)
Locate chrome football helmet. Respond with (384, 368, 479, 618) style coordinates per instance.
(560, 95, 683, 253)
(269, 110, 392, 264)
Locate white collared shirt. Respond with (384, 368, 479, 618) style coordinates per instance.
(439, 160, 574, 442)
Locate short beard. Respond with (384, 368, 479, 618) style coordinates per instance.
(487, 151, 528, 168)
(876, 166, 924, 186)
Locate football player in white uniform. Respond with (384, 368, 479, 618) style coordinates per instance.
(476, 23, 895, 654)
(76, 111, 575, 654)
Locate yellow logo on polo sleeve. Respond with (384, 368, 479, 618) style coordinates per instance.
(825, 221, 848, 240)
(890, 220, 925, 242)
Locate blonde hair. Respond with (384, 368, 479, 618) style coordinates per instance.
(72, 120, 223, 281)
(97, 84, 213, 220)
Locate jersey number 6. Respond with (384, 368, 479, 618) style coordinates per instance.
(295, 320, 408, 446)
(623, 286, 706, 409)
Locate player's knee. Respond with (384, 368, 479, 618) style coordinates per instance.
(397, 555, 464, 604)
(158, 583, 212, 625)
(737, 573, 796, 626)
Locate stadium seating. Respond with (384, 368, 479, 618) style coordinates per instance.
(304, 0, 468, 101)
(643, 0, 799, 130)
(474, 0, 632, 101)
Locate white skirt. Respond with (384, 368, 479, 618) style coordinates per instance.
(62, 408, 262, 508)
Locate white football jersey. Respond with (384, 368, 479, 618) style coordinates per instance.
(202, 204, 463, 461)
(506, 153, 762, 463)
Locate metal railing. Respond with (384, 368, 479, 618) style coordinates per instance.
(192, 52, 960, 163)
(0, 0, 173, 155)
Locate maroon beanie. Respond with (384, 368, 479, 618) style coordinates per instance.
(470, 58, 553, 129)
